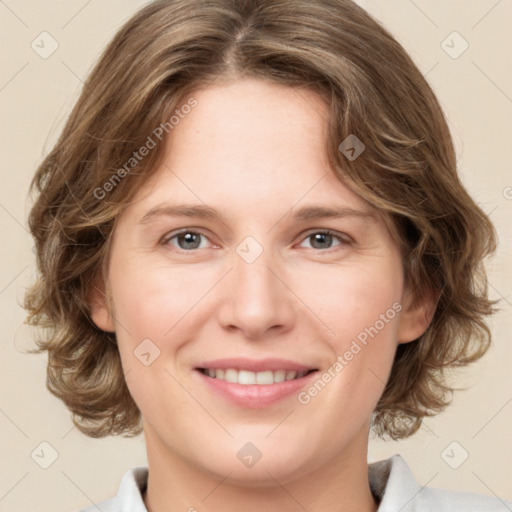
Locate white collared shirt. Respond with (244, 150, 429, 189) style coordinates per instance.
(77, 454, 511, 511)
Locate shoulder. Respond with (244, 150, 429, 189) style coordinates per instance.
(75, 466, 149, 512)
(369, 454, 512, 512)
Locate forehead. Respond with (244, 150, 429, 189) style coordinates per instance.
(128, 78, 378, 218)
(171, 78, 330, 173)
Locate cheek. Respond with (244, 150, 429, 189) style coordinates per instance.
(106, 257, 203, 422)
(108, 254, 214, 344)
(296, 261, 402, 407)
(302, 258, 403, 342)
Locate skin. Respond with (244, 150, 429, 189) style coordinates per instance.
(90, 77, 435, 512)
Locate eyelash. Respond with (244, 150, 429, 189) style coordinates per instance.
(160, 228, 352, 253)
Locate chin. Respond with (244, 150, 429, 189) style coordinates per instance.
(183, 434, 321, 487)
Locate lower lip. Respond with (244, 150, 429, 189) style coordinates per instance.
(195, 370, 318, 408)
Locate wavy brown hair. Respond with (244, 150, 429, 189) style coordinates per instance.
(24, 0, 498, 439)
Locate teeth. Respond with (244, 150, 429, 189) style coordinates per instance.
(202, 368, 310, 385)
(224, 369, 238, 383)
(273, 370, 286, 383)
(238, 370, 256, 385)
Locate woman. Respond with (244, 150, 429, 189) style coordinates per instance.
(24, 0, 511, 510)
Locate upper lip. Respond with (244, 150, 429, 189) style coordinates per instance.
(196, 358, 316, 373)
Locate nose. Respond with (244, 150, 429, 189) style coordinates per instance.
(217, 245, 295, 341)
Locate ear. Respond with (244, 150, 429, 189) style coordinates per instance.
(88, 274, 116, 333)
(397, 286, 439, 344)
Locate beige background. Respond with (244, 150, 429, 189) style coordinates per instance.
(1, 1, 511, 510)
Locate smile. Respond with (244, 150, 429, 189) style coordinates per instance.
(194, 359, 319, 408)
(197, 368, 314, 385)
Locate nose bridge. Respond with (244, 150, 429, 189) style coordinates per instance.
(219, 239, 294, 338)
(235, 247, 278, 299)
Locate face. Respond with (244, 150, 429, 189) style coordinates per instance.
(92, 77, 431, 485)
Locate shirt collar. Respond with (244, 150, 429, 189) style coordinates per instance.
(369, 454, 423, 511)
(117, 465, 149, 512)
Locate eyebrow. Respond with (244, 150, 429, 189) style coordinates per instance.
(292, 205, 377, 222)
(138, 203, 378, 224)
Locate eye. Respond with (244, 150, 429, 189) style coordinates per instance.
(160, 228, 350, 253)
(298, 230, 349, 251)
(161, 229, 212, 251)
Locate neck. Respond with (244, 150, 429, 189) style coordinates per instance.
(142, 428, 378, 512)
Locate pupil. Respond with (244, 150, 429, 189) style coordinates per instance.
(179, 232, 200, 250)
(312, 233, 332, 249)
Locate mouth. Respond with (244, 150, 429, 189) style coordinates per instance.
(197, 368, 316, 385)
(194, 358, 319, 408)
